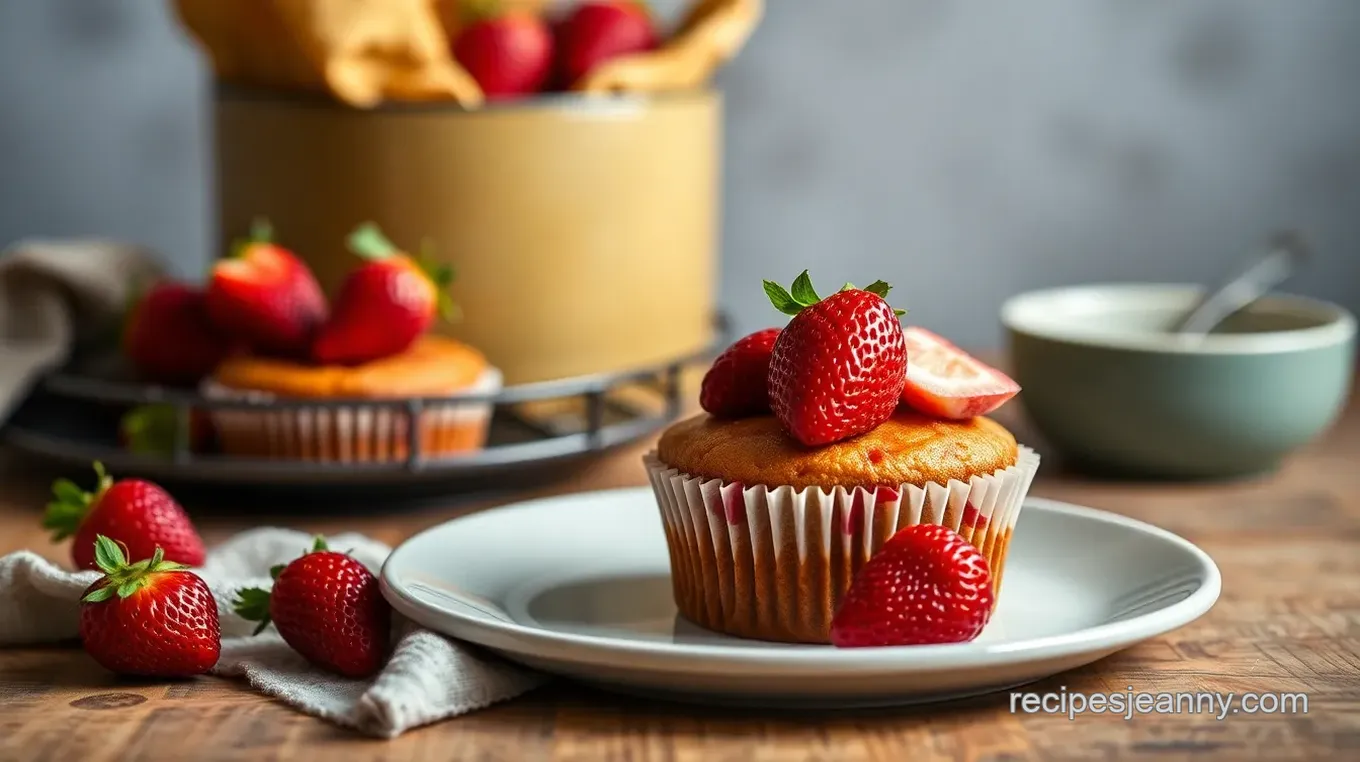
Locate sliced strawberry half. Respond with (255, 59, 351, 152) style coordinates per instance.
(899, 326, 1019, 419)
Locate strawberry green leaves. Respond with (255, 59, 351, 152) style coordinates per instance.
(82, 536, 188, 603)
(764, 271, 821, 316)
(765, 271, 907, 318)
(43, 462, 113, 541)
(233, 587, 275, 635)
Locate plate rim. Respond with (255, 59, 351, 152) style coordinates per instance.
(381, 488, 1222, 673)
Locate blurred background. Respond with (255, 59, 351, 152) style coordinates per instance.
(0, 0, 1357, 351)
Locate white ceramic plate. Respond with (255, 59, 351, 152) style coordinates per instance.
(381, 488, 1221, 707)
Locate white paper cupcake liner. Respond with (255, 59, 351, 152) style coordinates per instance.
(202, 367, 501, 462)
(644, 445, 1039, 644)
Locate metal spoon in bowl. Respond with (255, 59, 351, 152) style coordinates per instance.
(1172, 229, 1312, 338)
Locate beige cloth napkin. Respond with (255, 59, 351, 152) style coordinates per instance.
(0, 239, 164, 422)
(0, 528, 548, 737)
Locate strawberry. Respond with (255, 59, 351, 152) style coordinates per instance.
(699, 328, 780, 418)
(454, 1, 554, 100)
(79, 536, 220, 677)
(234, 536, 391, 678)
(900, 327, 1020, 419)
(555, 1, 659, 87)
(311, 223, 456, 366)
(764, 272, 908, 446)
(118, 404, 215, 456)
(122, 280, 234, 385)
(206, 218, 328, 358)
(44, 462, 205, 571)
(831, 524, 993, 648)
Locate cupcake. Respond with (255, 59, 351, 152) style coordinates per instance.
(644, 273, 1037, 644)
(205, 334, 500, 462)
(198, 221, 500, 462)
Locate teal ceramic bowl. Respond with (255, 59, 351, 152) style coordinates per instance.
(1001, 284, 1357, 479)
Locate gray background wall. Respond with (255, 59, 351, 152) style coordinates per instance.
(0, 0, 1356, 350)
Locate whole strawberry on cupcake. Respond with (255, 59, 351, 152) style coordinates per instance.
(645, 272, 1038, 646)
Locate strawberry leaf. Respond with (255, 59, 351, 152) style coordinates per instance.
(115, 579, 143, 599)
(311, 535, 328, 553)
(81, 585, 115, 604)
(789, 271, 820, 306)
(93, 535, 127, 575)
(119, 405, 183, 457)
(893, 308, 907, 317)
(51, 479, 85, 504)
(233, 587, 274, 635)
(763, 281, 802, 317)
(863, 280, 892, 299)
(348, 222, 398, 261)
(269, 564, 285, 581)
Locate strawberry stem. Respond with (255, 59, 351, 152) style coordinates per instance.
(348, 222, 399, 262)
(43, 462, 113, 542)
(228, 216, 275, 259)
(81, 537, 188, 603)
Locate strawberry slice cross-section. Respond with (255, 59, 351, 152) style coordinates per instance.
(899, 327, 1020, 420)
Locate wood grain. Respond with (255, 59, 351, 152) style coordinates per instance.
(3, 382, 1359, 761)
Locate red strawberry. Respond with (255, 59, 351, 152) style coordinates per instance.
(311, 223, 456, 366)
(122, 280, 234, 385)
(234, 536, 391, 678)
(699, 328, 780, 418)
(765, 272, 908, 446)
(900, 327, 1020, 419)
(454, 2, 554, 100)
(118, 404, 215, 456)
(831, 524, 993, 648)
(79, 536, 220, 677)
(206, 219, 328, 358)
(44, 462, 205, 571)
(556, 1, 659, 87)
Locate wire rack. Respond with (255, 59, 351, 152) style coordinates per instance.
(3, 325, 725, 492)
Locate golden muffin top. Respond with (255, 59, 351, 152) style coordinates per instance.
(657, 408, 1018, 490)
(211, 335, 488, 398)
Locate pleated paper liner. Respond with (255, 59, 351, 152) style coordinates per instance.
(644, 446, 1040, 644)
(202, 368, 501, 462)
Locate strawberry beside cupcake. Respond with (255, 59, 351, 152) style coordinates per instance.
(645, 272, 1039, 647)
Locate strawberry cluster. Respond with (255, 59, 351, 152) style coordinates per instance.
(452, 1, 659, 101)
(700, 271, 1019, 440)
(46, 464, 391, 679)
(698, 272, 1023, 648)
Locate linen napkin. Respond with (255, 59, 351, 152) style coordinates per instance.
(0, 528, 547, 737)
(0, 238, 164, 423)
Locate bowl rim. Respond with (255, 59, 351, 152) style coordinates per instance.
(1001, 282, 1357, 355)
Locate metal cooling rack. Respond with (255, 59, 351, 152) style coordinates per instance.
(3, 326, 724, 491)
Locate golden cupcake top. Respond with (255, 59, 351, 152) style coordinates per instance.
(212, 335, 488, 398)
(658, 409, 1018, 490)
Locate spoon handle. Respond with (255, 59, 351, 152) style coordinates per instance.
(1174, 230, 1311, 336)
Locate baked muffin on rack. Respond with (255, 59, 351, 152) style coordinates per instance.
(200, 221, 500, 462)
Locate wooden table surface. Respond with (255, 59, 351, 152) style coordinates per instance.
(2, 387, 1359, 761)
